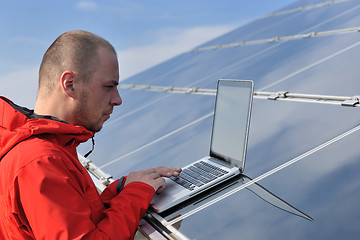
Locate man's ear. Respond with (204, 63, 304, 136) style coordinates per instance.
(60, 71, 77, 98)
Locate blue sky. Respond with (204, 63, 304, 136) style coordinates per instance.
(0, 0, 296, 107)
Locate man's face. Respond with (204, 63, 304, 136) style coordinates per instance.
(74, 47, 122, 132)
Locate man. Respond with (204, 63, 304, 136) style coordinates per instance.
(0, 30, 181, 239)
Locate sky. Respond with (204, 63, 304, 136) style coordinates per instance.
(0, 0, 296, 107)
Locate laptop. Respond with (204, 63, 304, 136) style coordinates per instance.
(151, 79, 254, 213)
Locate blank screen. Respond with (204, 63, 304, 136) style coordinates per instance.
(210, 80, 253, 168)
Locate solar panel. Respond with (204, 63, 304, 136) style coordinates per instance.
(79, 0, 360, 238)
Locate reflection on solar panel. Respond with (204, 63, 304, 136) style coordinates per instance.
(79, 0, 360, 239)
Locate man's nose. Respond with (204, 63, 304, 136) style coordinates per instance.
(111, 88, 122, 106)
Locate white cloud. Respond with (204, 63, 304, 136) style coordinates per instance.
(76, 1, 97, 11)
(0, 67, 38, 108)
(117, 24, 236, 80)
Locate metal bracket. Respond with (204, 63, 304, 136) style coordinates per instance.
(341, 96, 360, 107)
(88, 162, 113, 186)
(80, 157, 92, 169)
(162, 86, 173, 92)
(185, 87, 199, 94)
(79, 155, 113, 187)
(268, 91, 288, 100)
(140, 85, 151, 90)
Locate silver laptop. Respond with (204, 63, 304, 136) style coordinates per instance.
(151, 79, 254, 213)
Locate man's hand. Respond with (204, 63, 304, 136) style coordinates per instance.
(124, 167, 182, 193)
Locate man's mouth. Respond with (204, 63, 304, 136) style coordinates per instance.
(104, 109, 113, 115)
(104, 109, 113, 119)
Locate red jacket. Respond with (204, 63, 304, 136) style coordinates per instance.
(0, 97, 155, 239)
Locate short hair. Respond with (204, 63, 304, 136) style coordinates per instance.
(38, 30, 116, 94)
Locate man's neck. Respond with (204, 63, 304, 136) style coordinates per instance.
(34, 93, 73, 124)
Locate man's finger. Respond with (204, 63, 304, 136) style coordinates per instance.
(147, 172, 161, 180)
(139, 168, 156, 174)
(153, 177, 166, 193)
(154, 167, 182, 177)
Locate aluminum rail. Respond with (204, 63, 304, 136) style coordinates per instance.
(119, 83, 216, 95)
(189, 27, 360, 52)
(264, 0, 350, 18)
(119, 83, 360, 107)
(78, 154, 114, 192)
(255, 91, 360, 107)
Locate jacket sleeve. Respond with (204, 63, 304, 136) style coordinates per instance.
(95, 182, 155, 239)
(100, 177, 126, 205)
(13, 154, 155, 240)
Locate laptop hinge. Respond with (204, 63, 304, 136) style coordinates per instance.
(209, 157, 233, 168)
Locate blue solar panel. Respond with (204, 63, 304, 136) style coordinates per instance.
(78, 0, 360, 238)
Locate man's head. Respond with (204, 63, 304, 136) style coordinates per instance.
(39, 30, 116, 94)
(35, 30, 122, 132)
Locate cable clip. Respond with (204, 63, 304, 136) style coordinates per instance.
(341, 96, 360, 107)
(268, 91, 288, 100)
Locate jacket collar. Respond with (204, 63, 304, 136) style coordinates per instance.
(0, 96, 94, 159)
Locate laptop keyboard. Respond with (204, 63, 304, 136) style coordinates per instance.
(170, 160, 229, 191)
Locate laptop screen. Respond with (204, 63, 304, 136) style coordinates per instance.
(210, 80, 253, 170)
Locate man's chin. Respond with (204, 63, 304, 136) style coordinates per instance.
(93, 125, 103, 133)
(85, 123, 103, 133)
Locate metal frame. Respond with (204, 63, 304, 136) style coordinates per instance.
(118, 83, 359, 107)
(190, 27, 360, 52)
